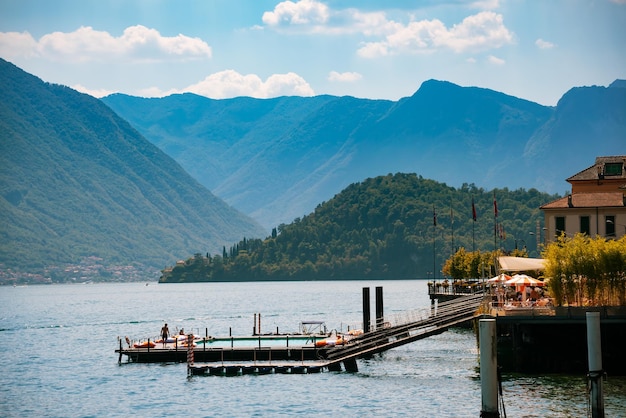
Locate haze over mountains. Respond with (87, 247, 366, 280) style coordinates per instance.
(0, 58, 265, 276)
(1, 56, 624, 281)
(103, 79, 626, 231)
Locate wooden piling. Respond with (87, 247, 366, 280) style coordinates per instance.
(479, 319, 499, 418)
(586, 312, 605, 418)
(375, 286, 384, 330)
(362, 287, 371, 333)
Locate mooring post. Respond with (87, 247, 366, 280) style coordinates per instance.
(479, 318, 499, 418)
(343, 357, 358, 373)
(253, 313, 257, 335)
(362, 287, 371, 333)
(186, 333, 194, 376)
(586, 312, 605, 418)
(375, 286, 384, 329)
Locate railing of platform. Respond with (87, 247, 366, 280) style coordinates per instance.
(427, 282, 488, 296)
(380, 295, 484, 329)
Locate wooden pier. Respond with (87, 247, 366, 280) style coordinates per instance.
(180, 295, 486, 375)
(429, 284, 626, 374)
(117, 340, 324, 364)
(188, 361, 328, 376)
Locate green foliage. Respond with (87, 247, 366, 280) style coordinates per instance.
(161, 173, 559, 282)
(0, 58, 265, 277)
(442, 248, 504, 279)
(543, 234, 626, 306)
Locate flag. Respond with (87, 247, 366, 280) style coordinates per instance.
(493, 192, 498, 218)
(472, 198, 477, 221)
(433, 206, 437, 226)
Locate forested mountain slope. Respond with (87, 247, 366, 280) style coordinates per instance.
(0, 58, 265, 278)
(161, 173, 559, 282)
(104, 80, 625, 231)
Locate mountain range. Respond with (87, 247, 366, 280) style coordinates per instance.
(102, 79, 626, 231)
(2, 56, 624, 281)
(0, 58, 265, 277)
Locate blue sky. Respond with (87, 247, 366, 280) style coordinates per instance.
(1, 0, 624, 105)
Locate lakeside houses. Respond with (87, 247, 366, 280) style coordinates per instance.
(541, 155, 626, 241)
(0, 258, 159, 285)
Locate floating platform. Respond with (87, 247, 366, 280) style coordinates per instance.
(187, 361, 329, 376)
(117, 334, 333, 363)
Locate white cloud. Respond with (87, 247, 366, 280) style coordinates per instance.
(535, 38, 555, 49)
(263, 0, 329, 26)
(469, 0, 500, 10)
(0, 31, 38, 58)
(72, 84, 117, 98)
(136, 86, 178, 98)
(142, 70, 315, 99)
(0, 26, 212, 62)
(328, 71, 362, 82)
(261, 2, 513, 57)
(356, 11, 513, 57)
(487, 55, 505, 65)
(356, 41, 391, 58)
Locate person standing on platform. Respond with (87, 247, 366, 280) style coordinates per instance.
(161, 323, 169, 346)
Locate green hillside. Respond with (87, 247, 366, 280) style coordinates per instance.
(104, 80, 626, 231)
(161, 173, 559, 282)
(0, 58, 265, 280)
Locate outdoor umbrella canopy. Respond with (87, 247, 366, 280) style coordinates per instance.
(505, 274, 545, 287)
(487, 273, 512, 283)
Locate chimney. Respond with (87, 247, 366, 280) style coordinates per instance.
(568, 194, 573, 207)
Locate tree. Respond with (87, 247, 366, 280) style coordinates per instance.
(543, 234, 626, 306)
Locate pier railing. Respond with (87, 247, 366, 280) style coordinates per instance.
(324, 294, 485, 364)
(427, 281, 487, 296)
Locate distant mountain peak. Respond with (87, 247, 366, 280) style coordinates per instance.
(609, 79, 626, 89)
(103, 71, 626, 231)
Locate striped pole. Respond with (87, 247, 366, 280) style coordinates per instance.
(186, 333, 194, 376)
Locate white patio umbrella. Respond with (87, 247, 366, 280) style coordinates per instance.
(505, 274, 545, 287)
(487, 273, 512, 283)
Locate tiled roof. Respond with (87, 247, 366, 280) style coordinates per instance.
(567, 156, 626, 182)
(540, 192, 625, 209)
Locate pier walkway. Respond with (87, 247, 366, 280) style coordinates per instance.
(187, 294, 485, 375)
(321, 294, 484, 371)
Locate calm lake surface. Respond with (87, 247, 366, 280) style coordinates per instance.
(1, 280, 624, 417)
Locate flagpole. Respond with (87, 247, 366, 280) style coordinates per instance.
(472, 220, 475, 252)
(450, 207, 454, 253)
(493, 191, 498, 253)
(493, 191, 498, 276)
(472, 197, 476, 252)
(433, 205, 437, 281)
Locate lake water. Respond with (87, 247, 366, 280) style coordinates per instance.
(1, 280, 625, 417)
